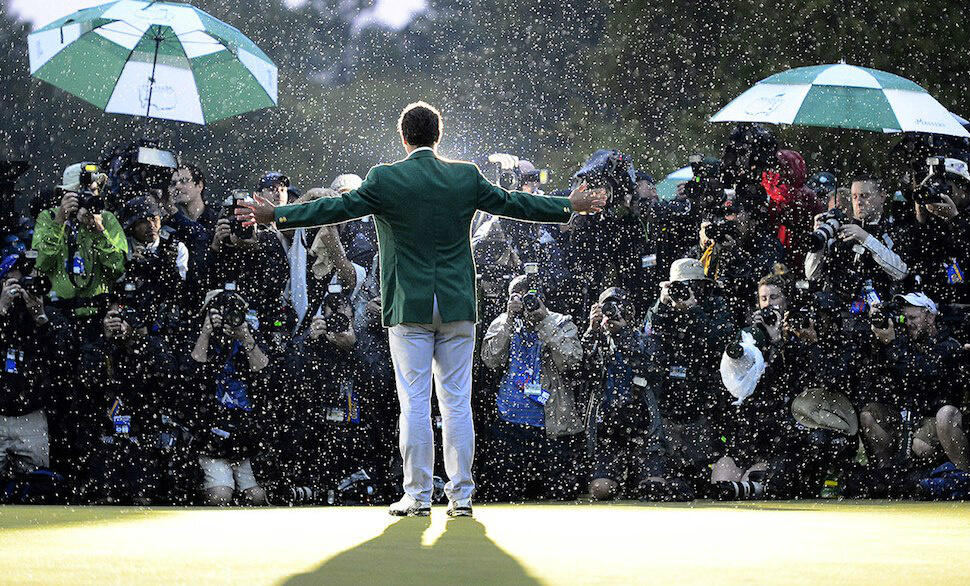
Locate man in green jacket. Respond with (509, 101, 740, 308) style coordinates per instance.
(240, 101, 605, 516)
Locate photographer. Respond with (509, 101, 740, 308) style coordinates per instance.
(805, 175, 908, 308)
(268, 283, 366, 505)
(76, 299, 178, 504)
(642, 259, 737, 498)
(480, 274, 584, 501)
(331, 174, 379, 268)
(186, 288, 271, 505)
(0, 253, 69, 502)
(563, 150, 653, 317)
(32, 163, 128, 314)
(120, 196, 189, 320)
(583, 287, 662, 501)
(905, 157, 970, 305)
(207, 195, 288, 323)
(861, 293, 967, 478)
(166, 162, 218, 289)
(698, 190, 785, 323)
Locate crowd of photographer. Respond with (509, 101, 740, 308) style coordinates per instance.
(0, 124, 968, 505)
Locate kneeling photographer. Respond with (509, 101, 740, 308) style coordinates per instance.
(480, 271, 584, 502)
(76, 295, 178, 504)
(859, 293, 968, 496)
(268, 284, 374, 506)
(642, 259, 737, 499)
(718, 278, 860, 500)
(0, 252, 70, 502)
(805, 175, 908, 311)
(583, 287, 661, 501)
(186, 285, 270, 505)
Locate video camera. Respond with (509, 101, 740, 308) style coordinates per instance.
(720, 124, 778, 188)
(571, 149, 637, 205)
(101, 140, 178, 208)
(870, 300, 905, 330)
(914, 157, 953, 206)
(684, 154, 725, 213)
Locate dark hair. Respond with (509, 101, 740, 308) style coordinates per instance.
(850, 173, 882, 191)
(179, 161, 206, 195)
(398, 101, 442, 148)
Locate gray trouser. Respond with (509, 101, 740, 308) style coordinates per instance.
(388, 296, 476, 502)
(0, 409, 50, 475)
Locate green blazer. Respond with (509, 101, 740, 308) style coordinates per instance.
(274, 149, 574, 326)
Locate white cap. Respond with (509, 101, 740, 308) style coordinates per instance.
(894, 292, 938, 315)
(330, 174, 363, 193)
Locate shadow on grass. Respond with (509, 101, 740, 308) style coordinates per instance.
(283, 516, 538, 585)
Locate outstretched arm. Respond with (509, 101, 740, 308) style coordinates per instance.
(474, 167, 606, 223)
(239, 167, 382, 229)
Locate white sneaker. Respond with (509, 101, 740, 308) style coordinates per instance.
(446, 498, 473, 517)
(389, 494, 431, 517)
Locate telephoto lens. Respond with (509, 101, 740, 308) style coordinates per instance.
(522, 290, 542, 312)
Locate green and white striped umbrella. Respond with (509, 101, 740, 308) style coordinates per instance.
(710, 63, 969, 138)
(28, 1, 278, 125)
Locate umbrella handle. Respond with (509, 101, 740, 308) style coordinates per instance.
(143, 26, 163, 134)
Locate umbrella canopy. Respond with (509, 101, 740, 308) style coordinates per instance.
(27, 0, 278, 125)
(655, 166, 692, 200)
(710, 63, 969, 138)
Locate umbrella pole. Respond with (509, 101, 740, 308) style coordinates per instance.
(142, 26, 163, 137)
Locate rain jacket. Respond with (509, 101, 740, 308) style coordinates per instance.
(762, 150, 826, 266)
(32, 209, 128, 301)
(482, 311, 584, 437)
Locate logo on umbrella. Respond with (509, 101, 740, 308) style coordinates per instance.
(744, 91, 787, 116)
(139, 83, 177, 111)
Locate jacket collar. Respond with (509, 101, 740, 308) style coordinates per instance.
(407, 147, 437, 160)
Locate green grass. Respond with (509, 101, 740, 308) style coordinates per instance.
(1, 501, 968, 585)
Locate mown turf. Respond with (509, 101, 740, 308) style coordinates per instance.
(1, 501, 968, 585)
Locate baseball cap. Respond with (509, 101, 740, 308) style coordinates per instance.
(119, 196, 162, 230)
(258, 172, 290, 190)
(943, 158, 970, 183)
(57, 162, 101, 191)
(598, 287, 628, 305)
(893, 292, 938, 315)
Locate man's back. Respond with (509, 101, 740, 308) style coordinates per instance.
(274, 149, 573, 326)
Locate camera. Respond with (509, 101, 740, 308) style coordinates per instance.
(323, 283, 351, 332)
(756, 307, 779, 328)
(521, 263, 543, 312)
(571, 149, 638, 206)
(667, 280, 692, 303)
(871, 301, 905, 330)
(210, 282, 249, 329)
(807, 209, 847, 253)
(720, 123, 778, 188)
(601, 300, 625, 320)
(101, 140, 177, 207)
(684, 155, 725, 213)
(222, 190, 256, 240)
(10, 251, 50, 299)
(118, 281, 145, 330)
(706, 218, 739, 245)
(913, 157, 952, 206)
(75, 163, 106, 214)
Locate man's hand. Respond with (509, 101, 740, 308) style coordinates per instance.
(588, 302, 603, 332)
(237, 195, 276, 228)
(603, 311, 628, 336)
(838, 223, 870, 245)
(104, 310, 132, 341)
(925, 194, 959, 221)
(753, 308, 783, 343)
(872, 320, 896, 345)
(211, 219, 231, 252)
(0, 278, 20, 314)
(507, 293, 523, 317)
(568, 181, 608, 214)
(54, 192, 79, 225)
(366, 295, 382, 317)
(77, 207, 105, 233)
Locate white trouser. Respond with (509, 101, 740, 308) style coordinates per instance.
(388, 296, 476, 503)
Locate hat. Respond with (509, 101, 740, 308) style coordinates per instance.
(0, 253, 19, 281)
(791, 388, 858, 436)
(258, 172, 290, 190)
(635, 170, 655, 185)
(57, 162, 101, 191)
(893, 292, 938, 315)
(598, 287, 628, 305)
(664, 258, 710, 284)
(330, 174, 363, 193)
(119, 196, 162, 230)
